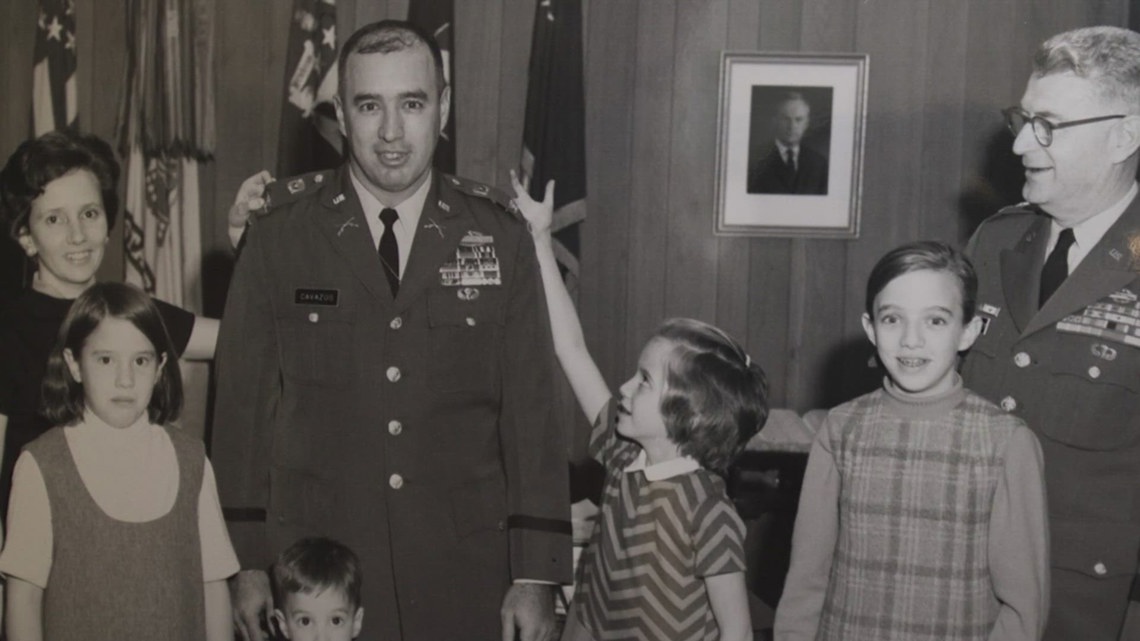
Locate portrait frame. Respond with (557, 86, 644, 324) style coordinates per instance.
(714, 52, 869, 238)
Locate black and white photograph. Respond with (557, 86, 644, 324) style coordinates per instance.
(746, 85, 833, 196)
(2, 1, 1140, 640)
(714, 52, 868, 238)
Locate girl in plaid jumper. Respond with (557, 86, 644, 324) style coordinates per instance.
(513, 175, 769, 641)
(775, 241, 1049, 641)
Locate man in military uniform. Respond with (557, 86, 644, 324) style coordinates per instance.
(961, 26, 1140, 641)
(212, 20, 571, 641)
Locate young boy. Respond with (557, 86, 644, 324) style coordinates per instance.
(775, 241, 1049, 640)
(271, 537, 363, 641)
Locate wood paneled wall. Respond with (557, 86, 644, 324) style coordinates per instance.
(0, 0, 1130, 412)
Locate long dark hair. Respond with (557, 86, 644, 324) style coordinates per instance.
(42, 282, 182, 426)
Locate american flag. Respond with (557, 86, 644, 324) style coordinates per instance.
(520, 0, 587, 297)
(118, 0, 214, 312)
(408, 0, 457, 174)
(277, 0, 341, 177)
(33, 0, 78, 135)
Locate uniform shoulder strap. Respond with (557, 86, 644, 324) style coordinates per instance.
(991, 201, 1038, 220)
(441, 173, 522, 219)
(259, 169, 336, 215)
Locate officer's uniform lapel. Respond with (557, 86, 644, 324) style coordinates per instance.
(1000, 215, 1049, 334)
(1023, 197, 1140, 338)
(314, 169, 390, 301)
(395, 175, 470, 312)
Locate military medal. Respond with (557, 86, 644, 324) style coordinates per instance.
(439, 231, 501, 286)
(1057, 287, 1140, 348)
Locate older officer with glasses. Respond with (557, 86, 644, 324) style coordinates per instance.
(961, 26, 1140, 641)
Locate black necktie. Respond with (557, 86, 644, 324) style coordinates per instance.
(784, 148, 796, 173)
(1039, 227, 1075, 308)
(379, 207, 400, 297)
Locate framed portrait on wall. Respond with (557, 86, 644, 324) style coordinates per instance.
(714, 52, 868, 238)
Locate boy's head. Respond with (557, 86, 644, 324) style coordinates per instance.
(618, 318, 769, 474)
(862, 241, 982, 398)
(271, 537, 363, 641)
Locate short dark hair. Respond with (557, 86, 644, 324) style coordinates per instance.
(0, 131, 120, 241)
(865, 240, 978, 322)
(1034, 26, 1140, 110)
(337, 20, 446, 100)
(41, 282, 182, 426)
(272, 537, 363, 611)
(652, 318, 769, 475)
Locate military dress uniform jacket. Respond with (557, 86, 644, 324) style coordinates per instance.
(211, 168, 572, 641)
(961, 198, 1140, 641)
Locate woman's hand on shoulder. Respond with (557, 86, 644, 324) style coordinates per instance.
(228, 170, 273, 249)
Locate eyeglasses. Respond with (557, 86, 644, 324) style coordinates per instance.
(1002, 106, 1126, 147)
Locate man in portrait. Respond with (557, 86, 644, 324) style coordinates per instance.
(747, 90, 829, 195)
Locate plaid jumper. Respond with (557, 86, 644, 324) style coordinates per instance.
(570, 399, 747, 641)
(776, 378, 1049, 641)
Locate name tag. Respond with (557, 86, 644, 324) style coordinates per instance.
(295, 288, 339, 306)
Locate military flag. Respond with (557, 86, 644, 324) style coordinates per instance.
(33, 0, 78, 135)
(278, 0, 341, 177)
(520, 0, 587, 296)
(118, 0, 215, 311)
(407, 0, 457, 173)
(118, 0, 215, 437)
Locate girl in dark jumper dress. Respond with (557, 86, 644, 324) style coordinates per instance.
(0, 131, 219, 524)
(0, 282, 237, 641)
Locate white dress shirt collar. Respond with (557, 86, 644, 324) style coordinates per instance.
(1048, 181, 1138, 272)
(623, 450, 703, 481)
(349, 169, 433, 276)
(775, 139, 799, 161)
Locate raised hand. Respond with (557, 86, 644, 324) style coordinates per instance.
(509, 170, 555, 237)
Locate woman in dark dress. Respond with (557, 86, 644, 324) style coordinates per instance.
(0, 132, 218, 519)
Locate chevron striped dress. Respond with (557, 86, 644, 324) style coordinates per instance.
(569, 400, 747, 641)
